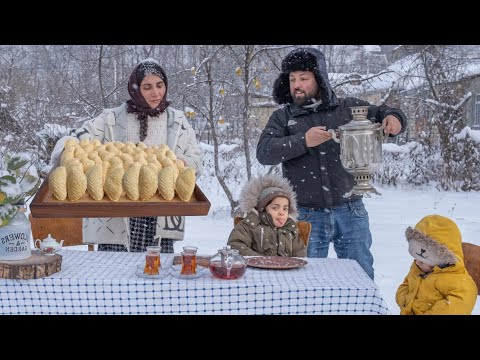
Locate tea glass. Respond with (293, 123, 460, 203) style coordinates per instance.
(144, 246, 161, 275)
(181, 246, 198, 275)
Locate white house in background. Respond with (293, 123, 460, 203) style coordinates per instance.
(463, 73, 480, 130)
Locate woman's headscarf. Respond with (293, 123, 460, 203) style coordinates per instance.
(126, 59, 171, 141)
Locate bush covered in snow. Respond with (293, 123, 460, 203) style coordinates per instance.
(375, 127, 480, 191)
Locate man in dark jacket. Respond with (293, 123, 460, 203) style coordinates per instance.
(256, 47, 407, 280)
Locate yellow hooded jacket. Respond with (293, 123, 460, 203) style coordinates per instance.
(396, 215, 478, 315)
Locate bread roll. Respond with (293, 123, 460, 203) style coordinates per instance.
(67, 167, 87, 202)
(175, 159, 186, 170)
(122, 146, 135, 156)
(157, 166, 176, 201)
(104, 166, 124, 201)
(64, 138, 78, 150)
(65, 159, 83, 174)
(74, 145, 86, 158)
(125, 141, 136, 149)
(86, 164, 104, 200)
(80, 143, 94, 153)
(91, 139, 102, 150)
(155, 148, 167, 161)
(114, 141, 125, 150)
(144, 147, 155, 155)
(49, 166, 67, 201)
(79, 139, 91, 147)
(60, 149, 75, 166)
(139, 165, 158, 201)
(81, 159, 95, 173)
(175, 167, 196, 202)
(123, 162, 142, 201)
(102, 161, 111, 189)
(109, 156, 123, 168)
(166, 149, 177, 161)
(160, 157, 175, 169)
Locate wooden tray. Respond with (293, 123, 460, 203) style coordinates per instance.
(30, 179, 211, 218)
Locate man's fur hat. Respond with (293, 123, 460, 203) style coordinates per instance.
(272, 47, 338, 108)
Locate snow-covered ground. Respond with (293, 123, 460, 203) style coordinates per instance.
(178, 185, 480, 315)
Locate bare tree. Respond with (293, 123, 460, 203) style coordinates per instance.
(180, 45, 240, 215)
(394, 45, 479, 190)
(226, 45, 292, 181)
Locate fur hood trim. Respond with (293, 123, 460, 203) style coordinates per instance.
(238, 174, 298, 219)
(405, 227, 457, 267)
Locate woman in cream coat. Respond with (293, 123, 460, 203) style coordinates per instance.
(51, 59, 203, 253)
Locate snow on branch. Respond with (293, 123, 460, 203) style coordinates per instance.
(379, 80, 396, 105)
(251, 101, 277, 108)
(333, 70, 396, 89)
(424, 91, 472, 110)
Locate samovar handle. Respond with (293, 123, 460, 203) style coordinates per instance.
(327, 129, 340, 143)
(377, 123, 390, 141)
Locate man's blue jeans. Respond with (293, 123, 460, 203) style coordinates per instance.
(298, 199, 374, 280)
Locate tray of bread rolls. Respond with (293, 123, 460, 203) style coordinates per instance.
(30, 139, 211, 218)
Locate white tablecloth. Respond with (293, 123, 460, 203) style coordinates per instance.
(0, 250, 389, 315)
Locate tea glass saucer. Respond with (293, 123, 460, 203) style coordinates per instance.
(135, 265, 169, 279)
(168, 264, 207, 279)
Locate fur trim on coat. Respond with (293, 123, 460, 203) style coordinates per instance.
(405, 227, 457, 267)
(238, 174, 298, 219)
(405, 214, 463, 267)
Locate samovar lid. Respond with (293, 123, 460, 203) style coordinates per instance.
(339, 106, 380, 131)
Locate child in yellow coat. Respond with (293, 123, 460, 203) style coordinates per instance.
(396, 214, 477, 315)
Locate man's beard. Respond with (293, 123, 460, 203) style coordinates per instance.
(292, 90, 319, 106)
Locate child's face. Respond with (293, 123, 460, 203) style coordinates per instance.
(415, 259, 433, 273)
(265, 197, 289, 228)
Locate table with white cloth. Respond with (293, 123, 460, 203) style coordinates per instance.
(0, 250, 389, 315)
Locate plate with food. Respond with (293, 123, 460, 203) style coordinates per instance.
(246, 256, 307, 270)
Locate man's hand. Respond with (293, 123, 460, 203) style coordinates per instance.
(305, 126, 332, 147)
(382, 115, 402, 135)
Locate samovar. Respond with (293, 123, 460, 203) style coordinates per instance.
(330, 106, 385, 196)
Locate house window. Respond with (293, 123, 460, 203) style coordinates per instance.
(475, 94, 480, 128)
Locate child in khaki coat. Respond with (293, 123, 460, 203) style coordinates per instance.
(396, 214, 477, 315)
(227, 174, 306, 257)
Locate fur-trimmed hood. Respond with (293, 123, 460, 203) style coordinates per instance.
(405, 215, 463, 267)
(238, 174, 298, 219)
(272, 47, 338, 108)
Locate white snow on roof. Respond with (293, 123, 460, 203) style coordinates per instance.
(454, 126, 480, 143)
(330, 52, 480, 97)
